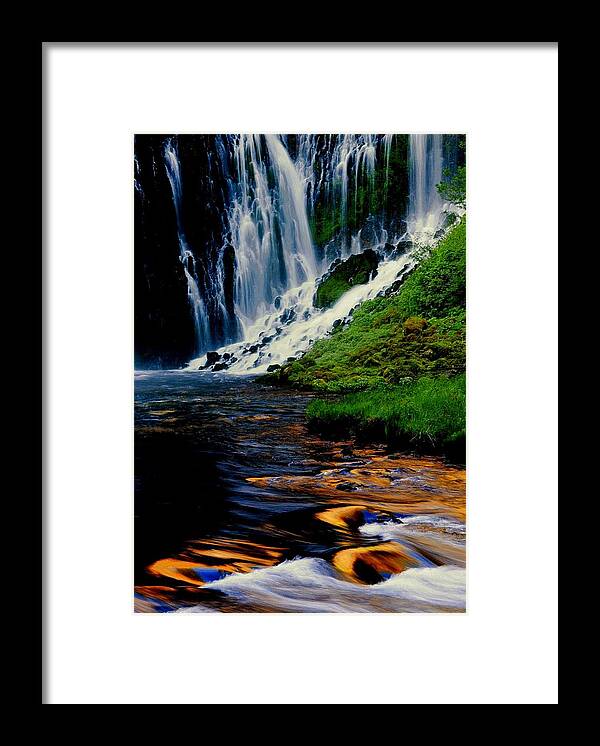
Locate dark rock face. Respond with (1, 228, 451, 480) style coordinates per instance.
(134, 135, 239, 369)
(314, 249, 381, 309)
(134, 136, 196, 369)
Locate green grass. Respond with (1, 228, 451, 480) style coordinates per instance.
(306, 374, 466, 461)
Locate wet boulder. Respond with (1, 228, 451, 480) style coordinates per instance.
(204, 351, 221, 368)
(279, 307, 296, 325)
(390, 240, 413, 259)
(384, 279, 403, 297)
(314, 249, 381, 309)
(384, 264, 416, 296)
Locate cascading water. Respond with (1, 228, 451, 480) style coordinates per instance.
(163, 139, 211, 354)
(407, 134, 445, 243)
(222, 134, 318, 330)
(157, 133, 458, 372)
(294, 134, 379, 254)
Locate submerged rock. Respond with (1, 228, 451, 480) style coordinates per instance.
(335, 481, 358, 492)
(333, 543, 421, 584)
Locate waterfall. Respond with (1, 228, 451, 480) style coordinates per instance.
(184, 133, 457, 373)
(294, 134, 379, 250)
(163, 139, 212, 354)
(222, 134, 318, 330)
(407, 134, 445, 243)
(141, 133, 458, 368)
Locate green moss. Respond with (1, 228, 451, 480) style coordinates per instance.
(314, 249, 380, 309)
(307, 135, 410, 249)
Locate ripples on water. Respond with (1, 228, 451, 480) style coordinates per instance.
(134, 371, 466, 613)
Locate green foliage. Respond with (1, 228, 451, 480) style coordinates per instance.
(310, 202, 342, 248)
(390, 219, 466, 318)
(265, 219, 466, 392)
(306, 374, 466, 460)
(437, 166, 466, 207)
(314, 249, 380, 309)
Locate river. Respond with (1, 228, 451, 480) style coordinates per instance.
(135, 371, 466, 613)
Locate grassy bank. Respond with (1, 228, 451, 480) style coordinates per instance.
(264, 218, 466, 459)
(306, 374, 466, 461)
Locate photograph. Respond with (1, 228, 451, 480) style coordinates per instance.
(134, 133, 467, 613)
(44, 42, 557, 704)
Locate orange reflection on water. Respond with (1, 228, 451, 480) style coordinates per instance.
(249, 451, 466, 521)
(333, 542, 422, 583)
(147, 538, 285, 585)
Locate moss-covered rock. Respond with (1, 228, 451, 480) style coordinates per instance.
(314, 249, 380, 309)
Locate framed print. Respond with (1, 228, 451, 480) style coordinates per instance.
(44, 42, 558, 704)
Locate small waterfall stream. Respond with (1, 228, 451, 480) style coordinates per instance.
(163, 139, 212, 352)
(407, 134, 445, 243)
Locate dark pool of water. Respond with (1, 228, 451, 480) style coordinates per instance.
(135, 371, 333, 581)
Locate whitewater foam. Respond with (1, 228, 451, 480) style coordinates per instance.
(188, 557, 465, 613)
(187, 245, 416, 373)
